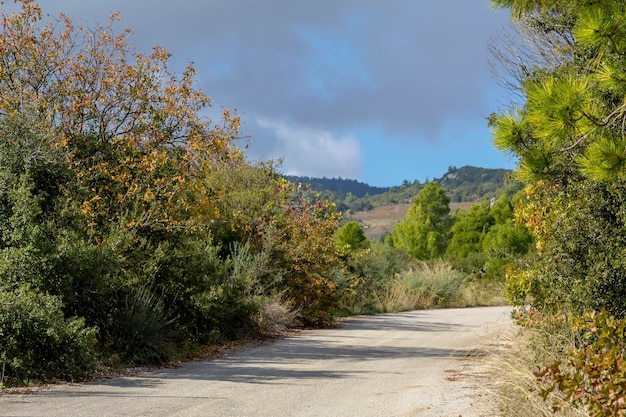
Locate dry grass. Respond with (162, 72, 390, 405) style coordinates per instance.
(256, 297, 299, 337)
(455, 280, 508, 307)
(348, 203, 411, 239)
(489, 323, 588, 417)
(372, 260, 507, 312)
(375, 260, 464, 311)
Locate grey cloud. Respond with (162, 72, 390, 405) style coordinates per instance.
(30, 1, 509, 177)
(34, 1, 507, 132)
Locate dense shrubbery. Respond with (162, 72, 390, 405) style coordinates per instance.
(0, 285, 98, 384)
(0, 1, 340, 385)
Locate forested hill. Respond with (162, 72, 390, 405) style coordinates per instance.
(285, 166, 520, 211)
(436, 166, 515, 202)
(283, 175, 389, 198)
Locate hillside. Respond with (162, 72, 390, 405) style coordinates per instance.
(287, 165, 520, 209)
(437, 166, 514, 202)
(349, 201, 476, 240)
(286, 166, 522, 240)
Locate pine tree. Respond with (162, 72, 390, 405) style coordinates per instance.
(392, 182, 451, 259)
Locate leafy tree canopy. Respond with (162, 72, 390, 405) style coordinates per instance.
(392, 182, 451, 259)
(491, 0, 626, 183)
(335, 221, 370, 253)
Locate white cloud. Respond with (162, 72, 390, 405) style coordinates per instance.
(256, 117, 362, 179)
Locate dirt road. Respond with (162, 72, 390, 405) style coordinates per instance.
(0, 306, 511, 417)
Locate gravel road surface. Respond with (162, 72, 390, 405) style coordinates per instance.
(0, 306, 512, 417)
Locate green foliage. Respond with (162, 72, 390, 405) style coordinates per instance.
(512, 179, 626, 317)
(483, 222, 532, 258)
(336, 241, 408, 315)
(481, 195, 533, 280)
(492, 1, 626, 414)
(113, 286, 176, 365)
(0, 285, 97, 385)
(536, 310, 626, 417)
(390, 181, 530, 279)
(392, 182, 451, 259)
(490, 0, 626, 184)
(446, 201, 494, 260)
(274, 194, 341, 326)
(145, 232, 255, 343)
(335, 221, 370, 253)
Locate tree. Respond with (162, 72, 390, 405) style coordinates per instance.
(483, 195, 532, 257)
(446, 201, 494, 260)
(491, 0, 626, 183)
(0, 1, 241, 236)
(392, 182, 451, 259)
(488, 5, 626, 410)
(335, 221, 370, 253)
(489, 0, 626, 311)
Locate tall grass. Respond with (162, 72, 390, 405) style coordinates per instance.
(491, 314, 588, 417)
(372, 260, 506, 312)
(455, 280, 507, 307)
(114, 286, 176, 365)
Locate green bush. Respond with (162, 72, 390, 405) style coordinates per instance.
(113, 286, 176, 365)
(148, 235, 262, 343)
(337, 241, 408, 315)
(516, 180, 626, 317)
(0, 285, 97, 385)
(335, 221, 370, 253)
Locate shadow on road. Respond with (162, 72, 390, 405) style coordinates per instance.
(336, 312, 465, 333)
(85, 311, 482, 389)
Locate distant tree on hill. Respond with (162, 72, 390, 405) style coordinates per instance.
(392, 182, 451, 259)
(335, 222, 370, 253)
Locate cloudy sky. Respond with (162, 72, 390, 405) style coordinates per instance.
(31, 1, 514, 187)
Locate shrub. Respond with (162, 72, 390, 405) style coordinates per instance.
(113, 286, 176, 365)
(335, 221, 370, 253)
(0, 285, 97, 385)
(376, 260, 466, 312)
(337, 241, 408, 315)
(536, 310, 626, 417)
(513, 180, 626, 317)
(255, 295, 298, 336)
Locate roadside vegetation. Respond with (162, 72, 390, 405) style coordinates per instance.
(334, 180, 530, 319)
(489, 0, 626, 415)
(0, 1, 522, 389)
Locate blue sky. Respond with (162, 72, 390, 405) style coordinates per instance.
(30, 1, 516, 187)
